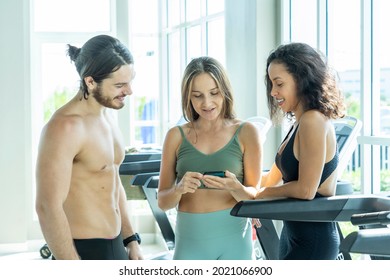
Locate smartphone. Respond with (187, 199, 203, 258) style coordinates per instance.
(203, 171, 225, 177)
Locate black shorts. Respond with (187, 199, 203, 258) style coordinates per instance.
(53, 234, 128, 260)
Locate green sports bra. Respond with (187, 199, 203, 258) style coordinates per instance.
(176, 123, 245, 187)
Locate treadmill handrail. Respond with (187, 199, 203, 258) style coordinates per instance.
(142, 176, 175, 250)
(231, 195, 390, 222)
(130, 172, 160, 185)
(340, 228, 390, 257)
(351, 211, 390, 226)
(124, 152, 161, 163)
(119, 160, 161, 175)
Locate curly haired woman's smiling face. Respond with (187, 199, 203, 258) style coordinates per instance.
(268, 62, 303, 116)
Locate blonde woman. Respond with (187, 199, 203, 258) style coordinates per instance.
(158, 57, 262, 260)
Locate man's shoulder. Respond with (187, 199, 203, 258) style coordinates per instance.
(43, 110, 85, 140)
(37, 109, 86, 161)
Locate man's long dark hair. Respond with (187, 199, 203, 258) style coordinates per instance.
(67, 35, 134, 100)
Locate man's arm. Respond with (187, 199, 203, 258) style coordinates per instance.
(35, 117, 82, 259)
(118, 183, 143, 260)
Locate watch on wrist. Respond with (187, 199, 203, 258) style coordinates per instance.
(123, 233, 141, 246)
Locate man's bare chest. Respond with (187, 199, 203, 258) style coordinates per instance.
(75, 121, 125, 172)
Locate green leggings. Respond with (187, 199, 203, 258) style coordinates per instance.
(173, 208, 254, 260)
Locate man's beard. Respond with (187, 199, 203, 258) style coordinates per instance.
(92, 85, 125, 110)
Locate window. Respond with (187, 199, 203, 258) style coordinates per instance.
(31, 0, 225, 153)
(327, 0, 361, 191)
(33, 0, 111, 32)
(286, 0, 390, 195)
(374, 0, 390, 136)
(31, 0, 114, 127)
(373, 0, 390, 192)
(39, 43, 80, 123)
(290, 0, 317, 46)
(186, 0, 202, 21)
(129, 0, 160, 146)
(161, 0, 225, 131)
(207, 17, 225, 64)
(128, 0, 225, 147)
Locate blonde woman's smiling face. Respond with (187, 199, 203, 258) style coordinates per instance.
(190, 72, 224, 121)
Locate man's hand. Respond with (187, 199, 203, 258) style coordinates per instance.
(126, 242, 144, 260)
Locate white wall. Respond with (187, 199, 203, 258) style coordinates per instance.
(256, 0, 282, 169)
(225, 0, 258, 119)
(0, 0, 34, 243)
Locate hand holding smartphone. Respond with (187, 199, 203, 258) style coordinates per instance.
(203, 171, 225, 177)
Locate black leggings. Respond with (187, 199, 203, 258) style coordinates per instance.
(279, 221, 340, 260)
(53, 234, 128, 260)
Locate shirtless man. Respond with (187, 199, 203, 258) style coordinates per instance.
(35, 35, 143, 260)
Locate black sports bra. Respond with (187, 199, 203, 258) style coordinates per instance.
(275, 124, 339, 186)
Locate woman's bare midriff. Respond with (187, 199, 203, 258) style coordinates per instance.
(178, 189, 237, 213)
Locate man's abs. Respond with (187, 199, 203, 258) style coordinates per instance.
(64, 174, 122, 239)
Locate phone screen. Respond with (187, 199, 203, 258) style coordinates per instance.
(203, 171, 225, 177)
